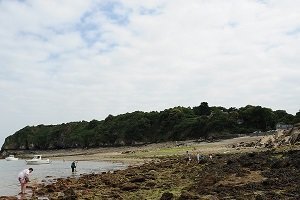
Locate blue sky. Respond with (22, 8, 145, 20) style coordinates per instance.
(0, 0, 300, 146)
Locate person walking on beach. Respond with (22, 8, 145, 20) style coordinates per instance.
(186, 151, 191, 163)
(71, 161, 77, 172)
(196, 152, 200, 163)
(18, 168, 33, 194)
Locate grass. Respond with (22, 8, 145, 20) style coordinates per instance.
(116, 146, 199, 159)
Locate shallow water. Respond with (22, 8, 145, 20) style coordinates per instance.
(0, 159, 127, 196)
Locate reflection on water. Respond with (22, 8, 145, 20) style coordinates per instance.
(0, 159, 127, 196)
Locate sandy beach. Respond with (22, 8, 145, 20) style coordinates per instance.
(15, 136, 264, 165)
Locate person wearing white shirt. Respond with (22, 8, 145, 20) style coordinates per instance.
(18, 168, 33, 194)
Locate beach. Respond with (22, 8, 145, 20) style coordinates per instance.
(14, 136, 264, 163)
(1, 136, 299, 199)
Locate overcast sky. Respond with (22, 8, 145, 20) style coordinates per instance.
(0, 0, 299, 146)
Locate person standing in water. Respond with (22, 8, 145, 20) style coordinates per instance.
(71, 161, 77, 172)
(18, 168, 33, 194)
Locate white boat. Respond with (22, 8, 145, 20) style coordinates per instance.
(25, 155, 51, 165)
(5, 155, 19, 161)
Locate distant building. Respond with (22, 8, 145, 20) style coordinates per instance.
(276, 122, 293, 130)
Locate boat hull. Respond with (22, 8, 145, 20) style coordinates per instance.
(5, 157, 19, 161)
(25, 159, 51, 165)
(5, 155, 19, 161)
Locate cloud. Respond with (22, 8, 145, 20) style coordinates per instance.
(0, 0, 300, 144)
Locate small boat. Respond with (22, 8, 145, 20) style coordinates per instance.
(5, 155, 19, 161)
(25, 155, 51, 165)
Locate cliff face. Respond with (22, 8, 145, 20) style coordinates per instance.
(0, 119, 155, 151)
(1, 123, 91, 151)
(2, 136, 21, 150)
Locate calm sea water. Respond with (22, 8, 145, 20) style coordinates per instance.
(0, 159, 127, 196)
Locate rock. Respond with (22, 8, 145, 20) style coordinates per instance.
(0, 197, 18, 200)
(9, 147, 299, 200)
(294, 123, 300, 127)
(160, 192, 174, 200)
(289, 129, 300, 145)
(45, 185, 57, 193)
(121, 183, 139, 191)
(145, 181, 156, 188)
(129, 175, 146, 183)
(201, 195, 219, 200)
(63, 188, 77, 200)
(178, 191, 200, 200)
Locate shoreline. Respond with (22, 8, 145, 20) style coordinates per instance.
(13, 146, 300, 199)
(5, 136, 264, 161)
(1, 135, 300, 199)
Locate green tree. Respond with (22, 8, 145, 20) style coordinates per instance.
(193, 102, 211, 116)
(294, 110, 300, 124)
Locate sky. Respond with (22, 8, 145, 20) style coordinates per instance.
(0, 0, 300, 146)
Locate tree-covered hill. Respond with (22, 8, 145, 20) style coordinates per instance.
(2, 103, 300, 151)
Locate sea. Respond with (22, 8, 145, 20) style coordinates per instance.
(0, 159, 127, 196)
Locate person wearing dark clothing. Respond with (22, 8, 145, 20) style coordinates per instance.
(71, 161, 76, 172)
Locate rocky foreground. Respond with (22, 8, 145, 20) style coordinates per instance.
(1, 127, 299, 200)
(2, 147, 299, 200)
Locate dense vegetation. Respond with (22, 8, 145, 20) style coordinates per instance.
(2, 103, 300, 150)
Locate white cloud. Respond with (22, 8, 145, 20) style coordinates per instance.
(0, 0, 300, 145)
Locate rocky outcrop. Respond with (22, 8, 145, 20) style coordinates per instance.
(3, 149, 299, 199)
(232, 124, 300, 149)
